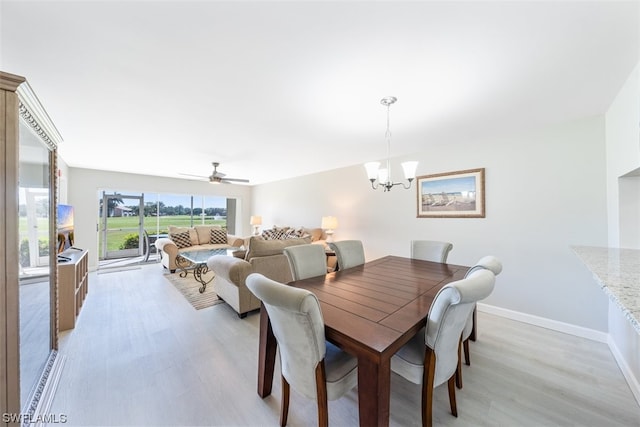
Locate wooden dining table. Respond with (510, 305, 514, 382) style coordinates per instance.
(256, 255, 470, 427)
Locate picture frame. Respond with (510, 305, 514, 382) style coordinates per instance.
(416, 168, 485, 218)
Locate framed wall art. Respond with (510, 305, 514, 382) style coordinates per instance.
(417, 168, 485, 218)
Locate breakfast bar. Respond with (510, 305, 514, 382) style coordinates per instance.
(572, 246, 640, 333)
(572, 245, 640, 405)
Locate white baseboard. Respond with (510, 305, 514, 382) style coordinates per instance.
(477, 303, 609, 343)
(608, 335, 640, 406)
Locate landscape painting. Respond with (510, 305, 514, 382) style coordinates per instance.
(417, 168, 485, 218)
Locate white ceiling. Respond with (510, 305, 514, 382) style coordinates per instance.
(2, 1, 638, 185)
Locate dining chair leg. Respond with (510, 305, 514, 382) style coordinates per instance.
(456, 338, 463, 389)
(421, 347, 437, 427)
(470, 306, 477, 341)
(447, 375, 458, 417)
(315, 362, 329, 427)
(280, 376, 290, 427)
(463, 337, 471, 365)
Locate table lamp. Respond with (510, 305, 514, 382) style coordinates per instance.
(250, 215, 262, 236)
(321, 216, 338, 242)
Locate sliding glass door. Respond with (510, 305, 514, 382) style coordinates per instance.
(97, 191, 232, 268)
(99, 193, 144, 260)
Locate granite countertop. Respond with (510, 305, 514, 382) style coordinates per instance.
(572, 246, 640, 333)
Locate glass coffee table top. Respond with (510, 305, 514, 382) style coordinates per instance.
(176, 247, 234, 293)
(179, 247, 232, 263)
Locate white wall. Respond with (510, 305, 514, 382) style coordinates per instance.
(619, 175, 640, 249)
(253, 116, 609, 331)
(66, 168, 253, 269)
(606, 63, 640, 248)
(604, 62, 640, 402)
(609, 304, 640, 402)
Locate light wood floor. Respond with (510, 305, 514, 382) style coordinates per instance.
(49, 264, 640, 426)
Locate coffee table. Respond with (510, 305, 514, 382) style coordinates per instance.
(175, 247, 233, 293)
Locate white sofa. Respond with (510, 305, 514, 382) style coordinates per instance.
(155, 225, 244, 273)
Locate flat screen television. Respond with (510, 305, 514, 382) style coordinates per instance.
(57, 204, 74, 253)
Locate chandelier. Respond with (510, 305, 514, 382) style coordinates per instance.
(364, 96, 418, 192)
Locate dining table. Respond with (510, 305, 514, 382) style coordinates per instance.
(256, 255, 470, 427)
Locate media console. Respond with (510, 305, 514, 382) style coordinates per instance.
(58, 248, 88, 331)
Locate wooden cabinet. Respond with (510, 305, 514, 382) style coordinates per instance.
(58, 249, 89, 331)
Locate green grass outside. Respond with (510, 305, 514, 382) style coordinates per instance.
(18, 217, 50, 245)
(19, 214, 227, 258)
(19, 217, 50, 234)
(100, 215, 227, 256)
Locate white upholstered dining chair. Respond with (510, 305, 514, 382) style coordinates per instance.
(456, 255, 503, 389)
(390, 269, 496, 427)
(246, 273, 358, 427)
(410, 240, 454, 263)
(328, 240, 365, 270)
(284, 244, 328, 280)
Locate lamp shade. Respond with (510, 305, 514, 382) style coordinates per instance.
(250, 215, 262, 226)
(401, 161, 419, 180)
(364, 162, 380, 180)
(321, 216, 338, 230)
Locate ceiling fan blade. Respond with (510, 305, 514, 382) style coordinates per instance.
(222, 177, 250, 183)
(183, 162, 249, 184)
(179, 173, 208, 179)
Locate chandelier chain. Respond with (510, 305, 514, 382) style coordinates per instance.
(386, 102, 392, 182)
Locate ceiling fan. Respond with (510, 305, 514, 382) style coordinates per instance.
(180, 162, 250, 184)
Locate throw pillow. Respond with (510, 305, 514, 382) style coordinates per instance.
(284, 228, 304, 239)
(210, 228, 227, 244)
(302, 227, 323, 242)
(170, 231, 192, 249)
(168, 226, 199, 246)
(195, 225, 222, 245)
(261, 228, 289, 240)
